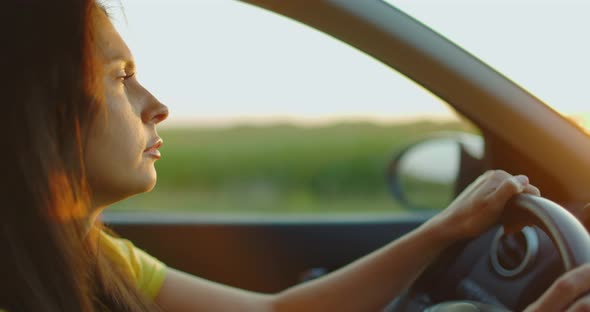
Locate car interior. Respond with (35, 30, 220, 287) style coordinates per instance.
(104, 1, 590, 311)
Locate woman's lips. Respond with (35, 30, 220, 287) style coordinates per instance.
(144, 139, 163, 159)
(144, 148, 161, 159)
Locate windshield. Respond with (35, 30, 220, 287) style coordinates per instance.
(387, 0, 590, 127)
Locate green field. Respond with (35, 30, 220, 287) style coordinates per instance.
(109, 120, 472, 214)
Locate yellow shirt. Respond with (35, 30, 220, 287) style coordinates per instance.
(99, 231, 168, 299)
(0, 232, 167, 311)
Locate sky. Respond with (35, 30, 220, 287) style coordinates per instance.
(111, 0, 590, 127)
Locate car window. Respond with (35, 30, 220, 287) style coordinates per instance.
(108, 0, 476, 215)
(388, 0, 590, 128)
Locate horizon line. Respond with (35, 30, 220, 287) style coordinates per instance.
(160, 111, 590, 129)
(160, 114, 461, 128)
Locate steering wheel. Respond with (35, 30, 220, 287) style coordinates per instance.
(388, 194, 590, 311)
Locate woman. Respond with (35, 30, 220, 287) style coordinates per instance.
(0, 1, 587, 311)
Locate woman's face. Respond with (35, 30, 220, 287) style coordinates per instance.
(85, 11, 169, 209)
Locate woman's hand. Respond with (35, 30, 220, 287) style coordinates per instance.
(425, 170, 541, 241)
(524, 264, 590, 311)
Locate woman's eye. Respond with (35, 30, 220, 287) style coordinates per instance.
(118, 72, 135, 82)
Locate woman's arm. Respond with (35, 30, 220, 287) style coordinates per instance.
(524, 264, 590, 311)
(155, 268, 275, 312)
(270, 218, 458, 311)
(154, 222, 451, 312)
(155, 170, 539, 311)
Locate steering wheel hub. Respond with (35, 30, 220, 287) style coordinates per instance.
(490, 226, 539, 277)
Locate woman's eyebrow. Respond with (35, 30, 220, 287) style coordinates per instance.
(124, 60, 136, 71)
(109, 58, 136, 72)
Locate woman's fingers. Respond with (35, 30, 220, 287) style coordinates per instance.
(567, 295, 590, 312)
(524, 184, 541, 196)
(525, 264, 590, 311)
(436, 170, 542, 240)
(487, 174, 541, 203)
(486, 174, 529, 203)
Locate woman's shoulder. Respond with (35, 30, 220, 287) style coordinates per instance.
(99, 230, 168, 299)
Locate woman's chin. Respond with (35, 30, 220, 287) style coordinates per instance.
(137, 170, 158, 193)
(123, 168, 158, 197)
(116, 178, 157, 204)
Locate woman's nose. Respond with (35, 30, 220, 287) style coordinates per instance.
(151, 103, 169, 125)
(142, 94, 169, 125)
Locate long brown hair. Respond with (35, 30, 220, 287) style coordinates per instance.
(0, 1, 159, 310)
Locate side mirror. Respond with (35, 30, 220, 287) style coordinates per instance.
(387, 132, 485, 210)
